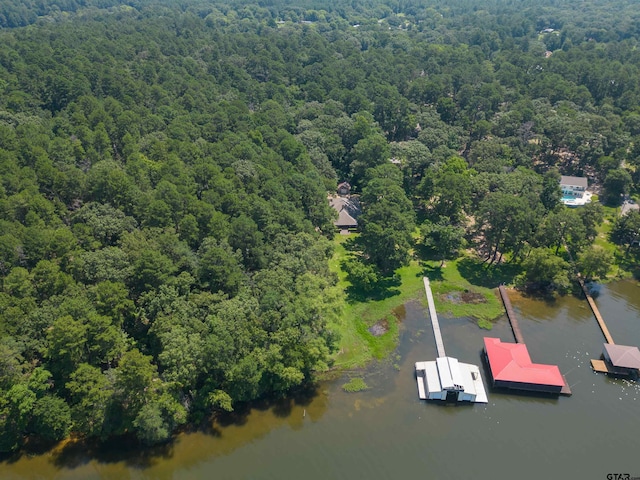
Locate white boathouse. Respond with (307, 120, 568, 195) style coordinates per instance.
(415, 357, 487, 403)
(415, 278, 488, 404)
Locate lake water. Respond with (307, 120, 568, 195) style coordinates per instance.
(2, 280, 640, 480)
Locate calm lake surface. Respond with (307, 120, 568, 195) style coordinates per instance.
(3, 280, 640, 480)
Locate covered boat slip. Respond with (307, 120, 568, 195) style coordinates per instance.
(592, 344, 640, 378)
(483, 338, 571, 395)
(415, 358, 488, 404)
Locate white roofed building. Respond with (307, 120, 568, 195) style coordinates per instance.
(415, 357, 487, 403)
(560, 175, 592, 206)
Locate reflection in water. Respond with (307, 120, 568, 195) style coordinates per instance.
(0, 386, 330, 479)
(2, 281, 640, 480)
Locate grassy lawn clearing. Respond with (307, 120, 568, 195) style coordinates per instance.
(327, 236, 510, 370)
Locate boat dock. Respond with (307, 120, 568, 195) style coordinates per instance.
(423, 277, 446, 357)
(494, 286, 571, 395)
(415, 277, 488, 403)
(577, 276, 640, 377)
(590, 359, 612, 374)
(498, 285, 524, 344)
(576, 276, 615, 344)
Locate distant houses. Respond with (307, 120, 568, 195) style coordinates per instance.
(560, 175, 592, 207)
(337, 181, 351, 196)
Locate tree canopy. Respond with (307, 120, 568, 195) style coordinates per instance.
(2, 0, 640, 450)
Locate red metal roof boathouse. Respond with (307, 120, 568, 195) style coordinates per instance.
(484, 338, 571, 394)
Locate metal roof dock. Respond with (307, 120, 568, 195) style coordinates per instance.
(494, 287, 571, 395)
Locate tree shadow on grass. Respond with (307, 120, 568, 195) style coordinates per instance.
(416, 262, 444, 282)
(345, 275, 401, 303)
(457, 256, 522, 289)
(342, 235, 362, 252)
(413, 242, 452, 266)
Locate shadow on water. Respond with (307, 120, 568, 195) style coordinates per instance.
(50, 435, 175, 470)
(0, 385, 327, 472)
(213, 385, 319, 427)
(423, 400, 478, 409)
(0, 437, 165, 469)
(514, 280, 593, 308)
(485, 387, 561, 403)
(584, 281, 602, 298)
(514, 288, 560, 306)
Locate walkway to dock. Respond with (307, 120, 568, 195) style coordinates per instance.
(423, 277, 446, 357)
(498, 285, 525, 344)
(576, 276, 615, 344)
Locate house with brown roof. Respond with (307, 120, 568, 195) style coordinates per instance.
(328, 195, 360, 233)
(337, 181, 351, 196)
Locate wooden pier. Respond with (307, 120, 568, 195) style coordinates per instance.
(577, 276, 615, 344)
(590, 359, 610, 374)
(498, 285, 525, 344)
(423, 277, 446, 357)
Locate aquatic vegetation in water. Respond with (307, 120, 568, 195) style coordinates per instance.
(342, 377, 369, 393)
(477, 318, 493, 330)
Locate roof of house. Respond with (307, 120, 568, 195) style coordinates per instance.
(560, 175, 588, 188)
(603, 344, 640, 369)
(335, 208, 357, 228)
(329, 195, 360, 227)
(436, 356, 465, 391)
(416, 358, 485, 400)
(483, 337, 566, 387)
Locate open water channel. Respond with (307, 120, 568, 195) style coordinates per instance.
(2, 280, 640, 480)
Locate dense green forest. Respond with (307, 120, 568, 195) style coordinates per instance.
(1, 0, 640, 450)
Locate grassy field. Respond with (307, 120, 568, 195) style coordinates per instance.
(327, 235, 425, 369)
(327, 235, 511, 370)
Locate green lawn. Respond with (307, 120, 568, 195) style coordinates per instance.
(327, 235, 425, 369)
(327, 236, 510, 370)
(426, 257, 506, 322)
